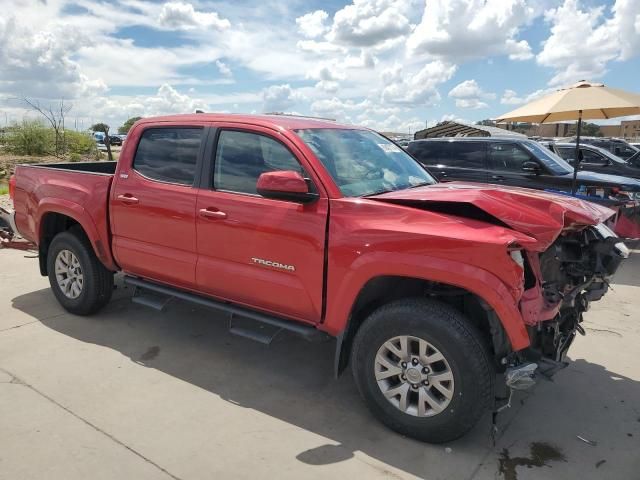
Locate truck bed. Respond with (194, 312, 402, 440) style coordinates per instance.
(12, 161, 117, 269)
(23, 161, 117, 175)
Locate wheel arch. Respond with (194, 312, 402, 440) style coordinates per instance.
(334, 275, 513, 378)
(38, 205, 115, 275)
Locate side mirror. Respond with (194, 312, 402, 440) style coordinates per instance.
(522, 161, 540, 173)
(256, 171, 318, 203)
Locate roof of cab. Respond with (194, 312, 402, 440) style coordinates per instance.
(137, 113, 361, 131)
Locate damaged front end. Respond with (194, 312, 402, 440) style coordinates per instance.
(511, 223, 629, 381)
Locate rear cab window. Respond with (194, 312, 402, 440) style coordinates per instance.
(133, 127, 203, 185)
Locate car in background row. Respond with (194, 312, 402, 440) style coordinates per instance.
(407, 137, 640, 238)
(562, 137, 639, 160)
(544, 142, 640, 179)
(108, 135, 123, 146)
(92, 132, 124, 146)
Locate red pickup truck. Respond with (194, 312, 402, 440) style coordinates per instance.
(5, 114, 630, 442)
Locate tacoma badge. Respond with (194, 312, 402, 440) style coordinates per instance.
(251, 257, 295, 272)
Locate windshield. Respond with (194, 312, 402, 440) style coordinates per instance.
(295, 128, 436, 196)
(521, 140, 574, 175)
(627, 150, 640, 168)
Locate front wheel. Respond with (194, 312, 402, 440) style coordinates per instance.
(47, 229, 113, 315)
(351, 298, 494, 443)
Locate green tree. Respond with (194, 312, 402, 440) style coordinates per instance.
(118, 116, 142, 134)
(568, 122, 602, 137)
(90, 123, 110, 133)
(476, 119, 496, 127)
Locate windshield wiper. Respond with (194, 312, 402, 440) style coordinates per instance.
(362, 188, 396, 197)
(406, 181, 432, 189)
(363, 182, 433, 197)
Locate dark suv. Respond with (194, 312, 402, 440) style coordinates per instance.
(406, 137, 640, 202)
(563, 137, 639, 160)
(547, 142, 640, 179)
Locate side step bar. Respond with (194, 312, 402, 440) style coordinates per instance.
(124, 276, 330, 343)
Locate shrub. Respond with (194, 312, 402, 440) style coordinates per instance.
(3, 120, 53, 155)
(66, 130, 97, 156)
(69, 153, 82, 162)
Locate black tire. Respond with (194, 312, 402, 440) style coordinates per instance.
(351, 298, 494, 443)
(47, 229, 113, 315)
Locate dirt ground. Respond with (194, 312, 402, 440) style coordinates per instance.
(0, 245, 639, 480)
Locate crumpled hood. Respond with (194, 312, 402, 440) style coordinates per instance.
(371, 182, 616, 250)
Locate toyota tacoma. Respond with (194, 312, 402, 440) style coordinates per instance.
(3, 114, 630, 442)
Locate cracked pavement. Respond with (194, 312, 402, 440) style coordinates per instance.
(0, 247, 639, 479)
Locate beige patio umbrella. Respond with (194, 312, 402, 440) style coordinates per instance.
(496, 81, 640, 193)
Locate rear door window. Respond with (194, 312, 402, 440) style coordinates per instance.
(557, 147, 575, 161)
(410, 142, 485, 168)
(133, 128, 202, 185)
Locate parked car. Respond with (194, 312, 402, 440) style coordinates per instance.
(546, 142, 640, 179)
(5, 114, 630, 443)
(93, 131, 105, 144)
(407, 137, 640, 237)
(562, 136, 639, 160)
(107, 135, 123, 146)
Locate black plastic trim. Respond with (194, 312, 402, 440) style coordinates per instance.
(124, 276, 331, 343)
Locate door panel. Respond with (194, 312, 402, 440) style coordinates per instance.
(195, 127, 328, 323)
(110, 127, 205, 289)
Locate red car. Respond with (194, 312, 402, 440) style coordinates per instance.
(4, 114, 629, 442)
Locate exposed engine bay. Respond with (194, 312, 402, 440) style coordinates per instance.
(515, 223, 629, 381)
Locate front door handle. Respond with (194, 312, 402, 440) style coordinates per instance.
(491, 175, 505, 181)
(439, 171, 448, 177)
(117, 194, 139, 204)
(199, 208, 227, 219)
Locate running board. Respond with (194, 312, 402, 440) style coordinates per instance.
(124, 276, 330, 343)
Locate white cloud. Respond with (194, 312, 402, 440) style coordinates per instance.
(296, 10, 329, 38)
(407, 0, 536, 60)
(537, 0, 640, 86)
(215, 60, 232, 78)
(0, 16, 106, 99)
(448, 79, 495, 109)
(158, 2, 231, 31)
(262, 84, 303, 112)
(326, 0, 413, 47)
(381, 61, 457, 105)
(499, 87, 554, 105)
(360, 114, 426, 134)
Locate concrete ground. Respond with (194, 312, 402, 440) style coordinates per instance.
(0, 247, 639, 480)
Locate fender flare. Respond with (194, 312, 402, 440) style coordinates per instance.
(36, 199, 117, 271)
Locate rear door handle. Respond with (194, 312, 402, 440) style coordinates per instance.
(491, 175, 505, 180)
(199, 208, 227, 219)
(438, 171, 448, 177)
(117, 194, 139, 204)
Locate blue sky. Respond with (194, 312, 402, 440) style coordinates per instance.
(1, 0, 639, 133)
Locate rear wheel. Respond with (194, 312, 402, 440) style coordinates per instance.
(351, 298, 494, 443)
(47, 229, 113, 315)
